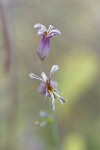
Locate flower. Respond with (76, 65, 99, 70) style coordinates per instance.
(29, 65, 66, 110)
(34, 23, 61, 61)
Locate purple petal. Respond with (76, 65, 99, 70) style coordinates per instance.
(38, 82, 46, 95)
(50, 80, 58, 89)
(37, 36, 50, 61)
(50, 65, 59, 76)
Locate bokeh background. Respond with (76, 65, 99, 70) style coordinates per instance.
(0, 0, 100, 150)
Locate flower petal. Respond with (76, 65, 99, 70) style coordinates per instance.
(34, 23, 45, 28)
(48, 25, 54, 32)
(50, 29, 61, 35)
(37, 36, 50, 60)
(50, 65, 59, 76)
(49, 92, 55, 110)
(41, 72, 48, 82)
(45, 88, 49, 98)
(38, 82, 46, 95)
(48, 29, 61, 38)
(34, 23, 47, 35)
(29, 73, 43, 81)
(58, 96, 66, 103)
(50, 80, 58, 89)
(37, 28, 47, 35)
(54, 92, 66, 104)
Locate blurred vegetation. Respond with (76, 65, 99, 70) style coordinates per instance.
(0, 0, 100, 150)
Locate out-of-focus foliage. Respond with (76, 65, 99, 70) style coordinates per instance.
(63, 133, 86, 150)
(0, 0, 100, 150)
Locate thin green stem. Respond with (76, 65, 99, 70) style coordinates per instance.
(51, 112, 61, 150)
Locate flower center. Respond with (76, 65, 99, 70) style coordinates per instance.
(44, 31, 49, 37)
(46, 80, 53, 92)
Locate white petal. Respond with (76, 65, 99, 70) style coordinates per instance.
(49, 29, 61, 35)
(45, 88, 49, 99)
(48, 25, 54, 32)
(34, 23, 47, 35)
(29, 73, 43, 81)
(49, 92, 55, 110)
(50, 65, 59, 76)
(37, 28, 47, 35)
(34, 23, 44, 28)
(54, 92, 66, 104)
(41, 72, 48, 82)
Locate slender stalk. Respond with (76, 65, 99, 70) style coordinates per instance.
(52, 113, 61, 150)
(5, 73, 18, 150)
(0, 0, 12, 72)
(0, 1, 19, 150)
(38, 59, 44, 73)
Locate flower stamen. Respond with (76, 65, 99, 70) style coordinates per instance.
(44, 31, 48, 37)
(46, 79, 53, 92)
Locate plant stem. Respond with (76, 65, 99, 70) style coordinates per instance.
(0, 1, 19, 149)
(52, 112, 61, 150)
(0, 0, 12, 73)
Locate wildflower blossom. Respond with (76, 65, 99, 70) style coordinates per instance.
(29, 65, 66, 110)
(34, 23, 61, 61)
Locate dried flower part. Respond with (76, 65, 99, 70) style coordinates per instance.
(34, 23, 61, 61)
(29, 65, 66, 110)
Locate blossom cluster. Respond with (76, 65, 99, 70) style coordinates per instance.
(29, 23, 66, 110)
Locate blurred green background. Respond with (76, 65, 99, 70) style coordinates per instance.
(0, 0, 100, 150)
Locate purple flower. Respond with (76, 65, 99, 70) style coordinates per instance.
(34, 23, 61, 61)
(29, 65, 66, 110)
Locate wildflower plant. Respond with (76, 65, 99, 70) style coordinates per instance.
(30, 23, 67, 110)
